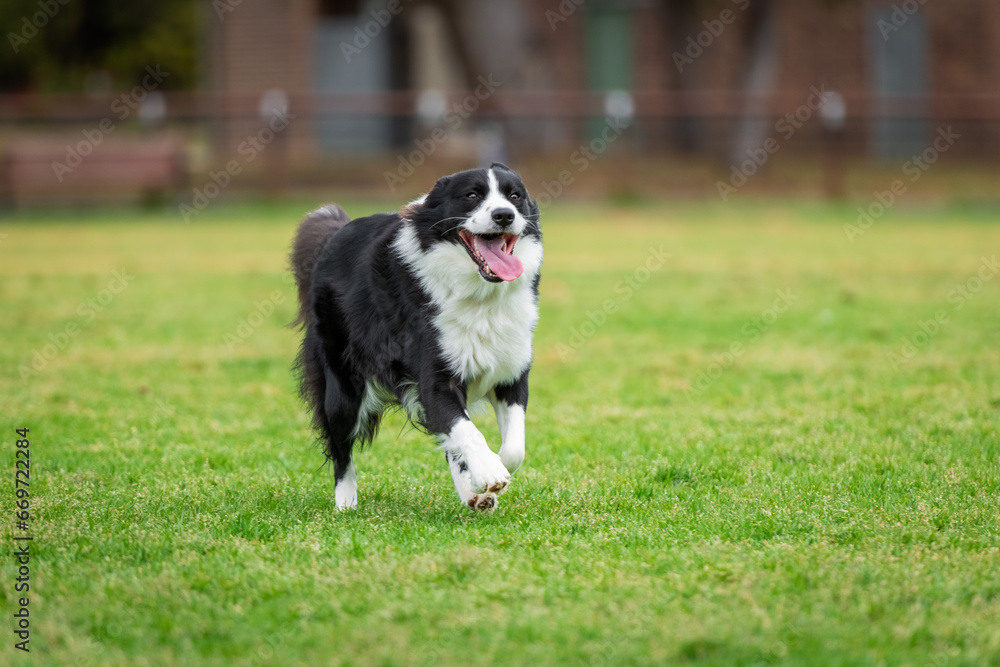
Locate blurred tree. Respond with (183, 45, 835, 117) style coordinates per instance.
(659, 0, 703, 153)
(0, 0, 198, 92)
(658, 0, 857, 158)
(729, 0, 778, 163)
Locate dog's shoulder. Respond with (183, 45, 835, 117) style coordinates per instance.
(313, 212, 404, 279)
(328, 212, 400, 251)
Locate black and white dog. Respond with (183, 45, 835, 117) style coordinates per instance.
(290, 163, 542, 511)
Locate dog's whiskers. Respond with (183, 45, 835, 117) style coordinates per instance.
(428, 216, 468, 230)
(438, 223, 467, 236)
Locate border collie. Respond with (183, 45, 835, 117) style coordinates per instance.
(290, 163, 542, 512)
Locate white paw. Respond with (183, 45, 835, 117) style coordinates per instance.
(335, 490, 357, 511)
(335, 461, 358, 511)
(442, 420, 511, 502)
(466, 492, 498, 512)
(466, 450, 511, 495)
(335, 487, 357, 511)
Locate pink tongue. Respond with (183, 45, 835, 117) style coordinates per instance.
(478, 236, 523, 281)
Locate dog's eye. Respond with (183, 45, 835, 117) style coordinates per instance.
(466, 192, 478, 200)
(510, 192, 521, 201)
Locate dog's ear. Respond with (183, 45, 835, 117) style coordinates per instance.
(490, 161, 511, 172)
(526, 193, 541, 229)
(424, 174, 454, 206)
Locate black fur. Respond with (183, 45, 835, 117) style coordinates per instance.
(290, 164, 541, 486)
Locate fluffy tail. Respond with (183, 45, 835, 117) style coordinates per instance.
(289, 204, 350, 328)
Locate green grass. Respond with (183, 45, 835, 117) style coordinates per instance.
(1, 198, 999, 666)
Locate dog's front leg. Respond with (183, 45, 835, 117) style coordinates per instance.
(493, 401, 526, 474)
(421, 373, 510, 511)
(493, 372, 529, 474)
(442, 421, 509, 512)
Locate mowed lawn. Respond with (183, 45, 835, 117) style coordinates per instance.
(1, 199, 999, 666)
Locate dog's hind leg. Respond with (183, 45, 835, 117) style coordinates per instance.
(322, 367, 364, 511)
(334, 457, 358, 511)
(298, 327, 359, 510)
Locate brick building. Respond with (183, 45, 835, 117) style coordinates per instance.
(208, 0, 1000, 164)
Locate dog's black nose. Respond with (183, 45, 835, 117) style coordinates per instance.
(492, 209, 515, 227)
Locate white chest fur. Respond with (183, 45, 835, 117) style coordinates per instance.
(392, 223, 542, 400)
(434, 281, 537, 398)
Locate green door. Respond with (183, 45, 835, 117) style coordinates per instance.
(585, 5, 633, 140)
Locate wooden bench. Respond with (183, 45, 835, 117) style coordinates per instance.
(3, 136, 186, 207)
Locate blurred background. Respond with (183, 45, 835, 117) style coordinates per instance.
(1, 0, 998, 208)
(4, 6, 1000, 663)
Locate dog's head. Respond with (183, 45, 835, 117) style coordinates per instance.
(402, 163, 542, 284)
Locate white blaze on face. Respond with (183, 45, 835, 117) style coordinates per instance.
(464, 168, 528, 237)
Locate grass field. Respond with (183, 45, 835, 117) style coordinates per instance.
(1, 198, 999, 666)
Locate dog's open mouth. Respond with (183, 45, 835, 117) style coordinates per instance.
(458, 230, 522, 282)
